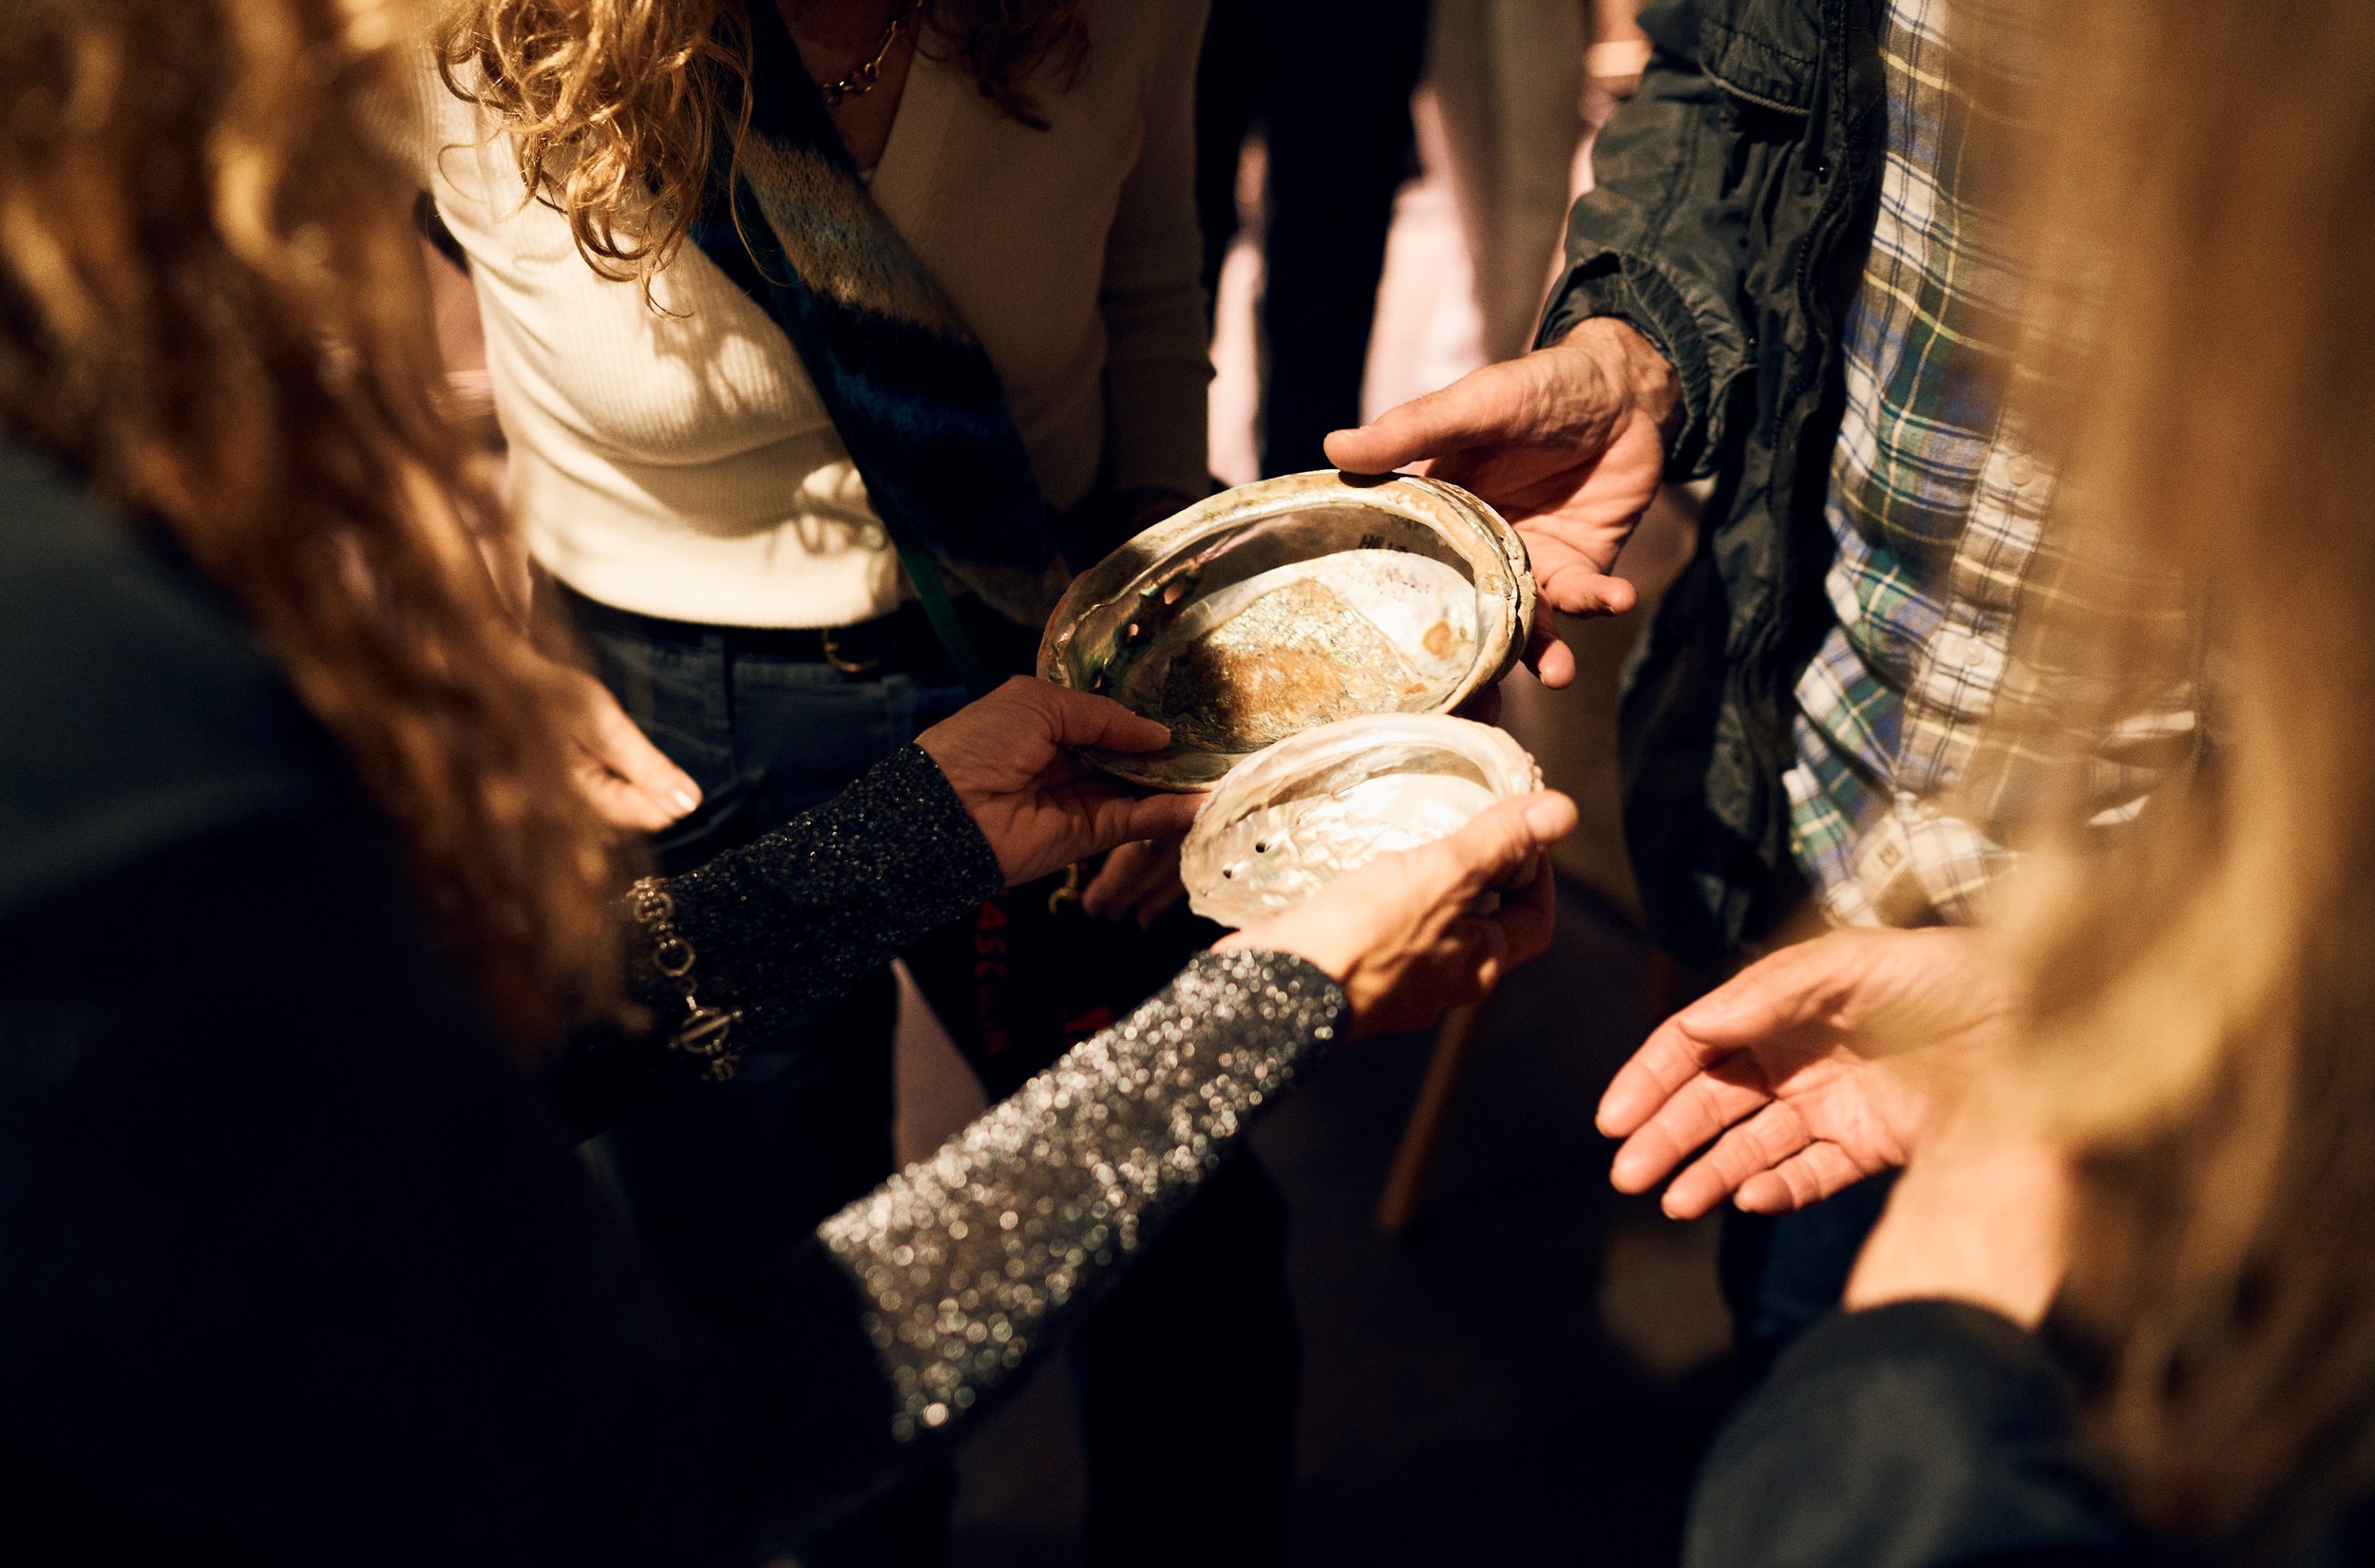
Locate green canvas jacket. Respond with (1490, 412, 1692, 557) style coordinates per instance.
(1539, 0, 1886, 968)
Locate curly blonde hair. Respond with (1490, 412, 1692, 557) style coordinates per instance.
(0, 0, 626, 1049)
(436, 0, 1090, 293)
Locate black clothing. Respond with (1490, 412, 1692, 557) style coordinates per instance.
(1540, 0, 1882, 969)
(1195, 0, 1432, 478)
(0, 441, 1347, 1563)
(1688, 1303, 2136, 1568)
(1717, 1167, 1896, 1370)
(1686, 1302, 2375, 1568)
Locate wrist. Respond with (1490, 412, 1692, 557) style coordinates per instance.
(1216, 927, 1357, 992)
(1556, 316, 1683, 445)
(1844, 1135, 2069, 1327)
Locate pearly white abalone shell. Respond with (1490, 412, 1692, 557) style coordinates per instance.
(1180, 714, 1543, 928)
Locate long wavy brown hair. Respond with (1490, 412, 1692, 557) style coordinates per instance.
(437, 0, 1090, 293)
(1971, 0, 2375, 1548)
(0, 0, 624, 1050)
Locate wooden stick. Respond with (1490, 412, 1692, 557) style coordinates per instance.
(1374, 999, 1491, 1237)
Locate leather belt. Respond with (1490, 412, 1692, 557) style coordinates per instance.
(550, 581, 968, 683)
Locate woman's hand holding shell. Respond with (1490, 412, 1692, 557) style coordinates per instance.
(916, 678, 1203, 886)
(1221, 791, 1577, 1036)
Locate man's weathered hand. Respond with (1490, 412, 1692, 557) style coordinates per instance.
(1323, 318, 1682, 687)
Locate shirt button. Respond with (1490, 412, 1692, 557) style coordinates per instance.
(2005, 454, 2039, 489)
(1934, 631, 1984, 670)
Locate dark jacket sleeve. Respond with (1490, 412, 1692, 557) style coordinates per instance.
(1537, 0, 1789, 479)
(1684, 1302, 2142, 1568)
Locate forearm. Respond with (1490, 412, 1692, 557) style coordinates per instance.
(816, 948, 1344, 1440)
(628, 746, 1001, 1048)
(1685, 1303, 2138, 1568)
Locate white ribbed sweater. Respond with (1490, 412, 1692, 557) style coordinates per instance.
(416, 2, 1210, 628)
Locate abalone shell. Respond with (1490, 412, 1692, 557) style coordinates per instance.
(1178, 713, 1543, 928)
(1039, 472, 1535, 789)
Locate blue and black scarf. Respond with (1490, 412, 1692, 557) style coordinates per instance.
(688, 3, 1069, 686)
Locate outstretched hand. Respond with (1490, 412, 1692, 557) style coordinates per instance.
(916, 678, 1203, 887)
(1597, 928, 2013, 1219)
(1322, 318, 1681, 689)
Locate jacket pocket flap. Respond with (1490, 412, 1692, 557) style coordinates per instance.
(1693, 1, 1817, 115)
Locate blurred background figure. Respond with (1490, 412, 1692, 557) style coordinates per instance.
(1195, 0, 1433, 477)
(1432, 0, 1647, 365)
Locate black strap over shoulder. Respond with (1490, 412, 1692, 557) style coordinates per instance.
(685, 6, 1066, 674)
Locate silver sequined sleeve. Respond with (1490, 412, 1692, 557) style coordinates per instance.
(816, 947, 1346, 1441)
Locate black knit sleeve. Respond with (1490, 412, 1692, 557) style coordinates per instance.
(626, 744, 1002, 1048)
(1683, 1301, 2142, 1568)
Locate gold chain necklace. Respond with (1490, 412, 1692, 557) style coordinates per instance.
(815, 3, 915, 108)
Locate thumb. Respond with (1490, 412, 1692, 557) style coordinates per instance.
(1025, 678, 1173, 754)
(1408, 790, 1578, 907)
(1099, 787, 1204, 846)
(1323, 361, 1529, 474)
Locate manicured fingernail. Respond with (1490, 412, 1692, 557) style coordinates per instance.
(1525, 799, 1569, 837)
(671, 788, 700, 813)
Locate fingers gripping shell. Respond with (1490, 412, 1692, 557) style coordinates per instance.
(1180, 714, 1544, 929)
(1038, 472, 1536, 789)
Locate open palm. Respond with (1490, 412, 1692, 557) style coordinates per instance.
(1441, 399, 1668, 619)
(1597, 928, 2013, 1219)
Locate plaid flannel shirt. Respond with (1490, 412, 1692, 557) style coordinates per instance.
(1783, 0, 2194, 928)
